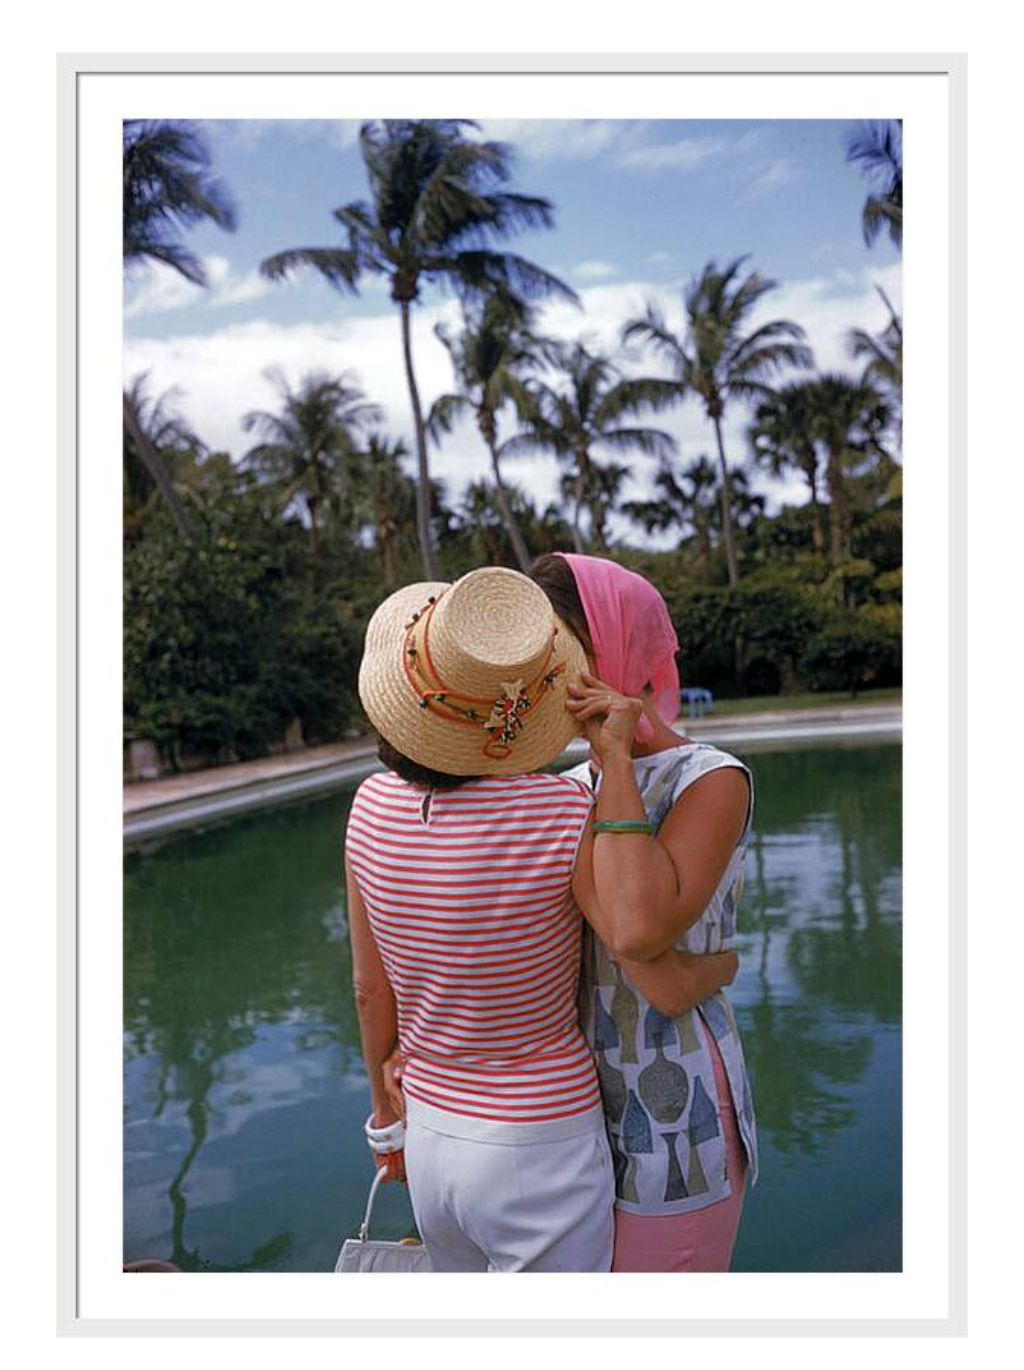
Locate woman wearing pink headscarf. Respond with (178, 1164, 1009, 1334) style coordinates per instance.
(530, 552, 757, 1274)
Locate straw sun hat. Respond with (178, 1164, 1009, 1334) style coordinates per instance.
(358, 567, 588, 777)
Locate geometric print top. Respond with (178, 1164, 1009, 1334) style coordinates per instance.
(572, 742, 759, 1216)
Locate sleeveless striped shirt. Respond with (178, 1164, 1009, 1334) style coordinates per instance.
(345, 769, 600, 1136)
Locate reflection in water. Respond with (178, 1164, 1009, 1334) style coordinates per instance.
(124, 743, 902, 1272)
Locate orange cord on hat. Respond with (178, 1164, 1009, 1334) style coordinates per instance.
(401, 594, 566, 759)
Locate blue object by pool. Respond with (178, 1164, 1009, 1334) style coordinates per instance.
(680, 687, 713, 718)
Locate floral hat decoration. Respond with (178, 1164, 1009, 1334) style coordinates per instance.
(358, 567, 588, 777)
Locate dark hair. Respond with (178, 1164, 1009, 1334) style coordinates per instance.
(528, 553, 594, 657)
(376, 734, 476, 790)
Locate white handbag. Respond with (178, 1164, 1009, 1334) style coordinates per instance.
(335, 1168, 433, 1273)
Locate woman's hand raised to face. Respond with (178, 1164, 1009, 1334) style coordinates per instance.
(566, 672, 643, 762)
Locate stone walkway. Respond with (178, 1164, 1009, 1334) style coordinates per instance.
(123, 737, 379, 814)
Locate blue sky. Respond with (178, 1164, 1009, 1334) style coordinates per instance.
(124, 118, 901, 533)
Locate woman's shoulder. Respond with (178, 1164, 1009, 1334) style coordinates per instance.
(639, 740, 749, 779)
(682, 741, 750, 778)
(356, 768, 404, 797)
(639, 742, 753, 825)
(350, 769, 417, 813)
(522, 769, 594, 806)
(557, 760, 594, 790)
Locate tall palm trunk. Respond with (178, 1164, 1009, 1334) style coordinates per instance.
(590, 494, 609, 551)
(800, 451, 826, 555)
(711, 413, 739, 587)
(306, 494, 320, 577)
(376, 505, 397, 586)
(398, 298, 441, 581)
(123, 393, 193, 540)
(570, 468, 587, 555)
(485, 435, 532, 571)
(578, 446, 609, 551)
(478, 406, 530, 570)
(825, 448, 850, 565)
(696, 520, 713, 580)
(711, 411, 744, 690)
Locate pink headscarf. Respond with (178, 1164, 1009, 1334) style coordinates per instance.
(558, 553, 680, 745)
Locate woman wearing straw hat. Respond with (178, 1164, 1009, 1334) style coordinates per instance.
(346, 566, 736, 1273)
(529, 552, 757, 1274)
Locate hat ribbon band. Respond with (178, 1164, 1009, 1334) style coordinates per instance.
(401, 596, 565, 759)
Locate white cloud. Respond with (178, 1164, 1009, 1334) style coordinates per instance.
(204, 118, 361, 152)
(123, 262, 900, 543)
(573, 261, 618, 281)
(744, 157, 802, 199)
(215, 269, 275, 308)
(618, 136, 728, 172)
(124, 264, 205, 319)
(478, 119, 628, 162)
(124, 300, 462, 471)
(476, 121, 761, 178)
(124, 255, 273, 319)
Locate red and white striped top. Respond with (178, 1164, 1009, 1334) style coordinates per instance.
(346, 769, 601, 1135)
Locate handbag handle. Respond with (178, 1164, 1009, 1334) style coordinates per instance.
(358, 1168, 388, 1242)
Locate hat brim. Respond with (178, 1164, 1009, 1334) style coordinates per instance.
(358, 581, 588, 777)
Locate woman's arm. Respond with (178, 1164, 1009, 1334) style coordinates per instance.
(569, 674, 750, 962)
(618, 948, 739, 1018)
(346, 856, 405, 1180)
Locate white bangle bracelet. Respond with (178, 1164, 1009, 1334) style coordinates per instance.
(364, 1113, 406, 1154)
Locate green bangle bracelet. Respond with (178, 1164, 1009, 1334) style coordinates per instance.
(593, 819, 654, 835)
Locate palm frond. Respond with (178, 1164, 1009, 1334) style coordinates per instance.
(123, 120, 236, 285)
(596, 376, 684, 424)
(425, 392, 471, 444)
(621, 303, 687, 369)
(259, 247, 366, 291)
(598, 426, 677, 460)
(429, 249, 578, 304)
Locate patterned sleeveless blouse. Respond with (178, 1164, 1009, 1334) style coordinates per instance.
(572, 742, 759, 1216)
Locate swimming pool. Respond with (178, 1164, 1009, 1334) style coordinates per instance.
(123, 741, 902, 1272)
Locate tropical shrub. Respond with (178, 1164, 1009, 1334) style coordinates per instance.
(798, 609, 901, 695)
(124, 503, 363, 765)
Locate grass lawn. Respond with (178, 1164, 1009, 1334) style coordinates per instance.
(697, 687, 902, 718)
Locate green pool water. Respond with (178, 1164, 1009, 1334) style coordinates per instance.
(124, 742, 902, 1272)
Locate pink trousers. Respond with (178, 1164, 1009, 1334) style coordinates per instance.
(611, 1032, 747, 1272)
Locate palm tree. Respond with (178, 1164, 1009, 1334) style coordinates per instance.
(749, 381, 827, 556)
(623, 257, 813, 585)
(123, 120, 236, 542)
(503, 342, 678, 553)
(678, 456, 723, 580)
(848, 287, 903, 450)
(805, 375, 891, 565)
(355, 432, 416, 587)
(625, 456, 758, 581)
(558, 459, 632, 543)
(846, 120, 902, 250)
(260, 120, 576, 580)
(457, 479, 512, 565)
(727, 467, 767, 532)
(241, 370, 381, 571)
(428, 293, 557, 571)
(123, 374, 205, 540)
(123, 120, 237, 287)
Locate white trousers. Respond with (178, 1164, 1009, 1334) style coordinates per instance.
(404, 1118, 615, 1272)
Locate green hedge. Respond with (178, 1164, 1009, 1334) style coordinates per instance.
(669, 571, 902, 698)
(124, 506, 366, 766)
(125, 510, 902, 766)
